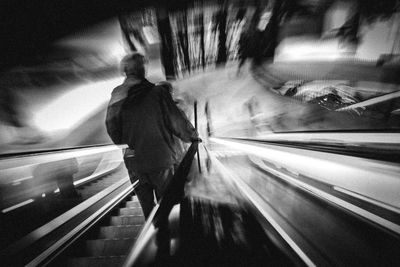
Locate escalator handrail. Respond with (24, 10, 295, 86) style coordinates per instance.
(209, 137, 400, 235)
(217, 134, 400, 163)
(123, 141, 199, 267)
(0, 144, 128, 172)
(0, 177, 134, 259)
(0, 143, 128, 160)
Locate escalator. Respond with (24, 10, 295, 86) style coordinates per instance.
(0, 166, 127, 251)
(3, 137, 399, 266)
(207, 137, 400, 266)
(52, 194, 144, 267)
(0, 144, 134, 266)
(121, 142, 303, 267)
(29, 143, 200, 267)
(45, 138, 297, 267)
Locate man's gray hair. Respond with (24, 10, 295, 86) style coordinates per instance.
(121, 52, 146, 79)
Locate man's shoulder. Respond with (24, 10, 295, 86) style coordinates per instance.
(109, 85, 129, 105)
(111, 84, 122, 94)
(111, 84, 129, 97)
(153, 81, 173, 95)
(156, 81, 172, 89)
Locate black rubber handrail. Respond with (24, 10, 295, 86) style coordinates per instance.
(217, 136, 400, 163)
(0, 143, 127, 160)
(272, 129, 400, 134)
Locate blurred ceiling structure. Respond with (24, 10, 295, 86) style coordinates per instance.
(0, 0, 156, 71)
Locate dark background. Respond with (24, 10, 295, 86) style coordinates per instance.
(0, 0, 157, 70)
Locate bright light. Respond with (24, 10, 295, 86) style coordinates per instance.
(275, 39, 349, 62)
(143, 26, 160, 44)
(110, 43, 127, 62)
(33, 77, 124, 133)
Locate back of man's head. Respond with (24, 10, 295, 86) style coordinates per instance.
(121, 53, 146, 79)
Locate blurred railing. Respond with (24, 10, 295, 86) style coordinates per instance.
(0, 144, 127, 212)
(221, 131, 400, 162)
(0, 143, 117, 159)
(210, 136, 400, 235)
(0, 144, 133, 266)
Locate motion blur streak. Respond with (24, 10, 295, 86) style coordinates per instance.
(210, 152, 317, 267)
(252, 132, 400, 144)
(209, 137, 400, 211)
(32, 77, 123, 133)
(2, 199, 34, 213)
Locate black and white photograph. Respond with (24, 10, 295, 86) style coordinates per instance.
(0, 0, 399, 266)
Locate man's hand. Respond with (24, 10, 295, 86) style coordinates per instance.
(191, 137, 202, 143)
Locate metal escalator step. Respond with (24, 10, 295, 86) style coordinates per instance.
(98, 225, 143, 239)
(67, 256, 126, 267)
(118, 207, 143, 216)
(85, 238, 136, 256)
(125, 201, 141, 208)
(130, 196, 139, 201)
(110, 215, 145, 226)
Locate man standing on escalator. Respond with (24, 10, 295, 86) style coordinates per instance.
(106, 53, 199, 219)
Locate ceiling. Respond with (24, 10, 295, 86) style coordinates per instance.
(0, 0, 154, 70)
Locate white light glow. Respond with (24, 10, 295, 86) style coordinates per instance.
(110, 43, 127, 62)
(33, 77, 124, 133)
(275, 39, 348, 62)
(143, 26, 160, 44)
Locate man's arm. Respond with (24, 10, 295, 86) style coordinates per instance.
(159, 86, 199, 143)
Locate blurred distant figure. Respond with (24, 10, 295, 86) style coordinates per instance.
(0, 86, 45, 148)
(205, 100, 213, 137)
(32, 158, 79, 199)
(237, 18, 258, 75)
(0, 87, 23, 128)
(237, 29, 252, 74)
(0, 86, 23, 145)
(106, 53, 199, 218)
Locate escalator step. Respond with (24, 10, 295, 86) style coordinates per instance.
(98, 225, 142, 239)
(118, 207, 143, 216)
(85, 238, 136, 256)
(110, 215, 145, 226)
(125, 201, 141, 208)
(130, 196, 139, 201)
(67, 256, 126, 267)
